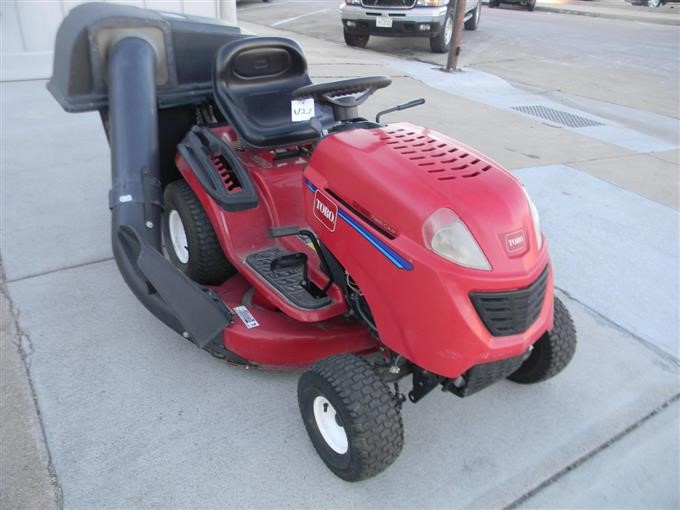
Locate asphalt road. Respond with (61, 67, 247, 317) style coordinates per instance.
(238, 0, 680, 116)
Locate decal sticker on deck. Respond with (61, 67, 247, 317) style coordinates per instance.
(291, 98, 315, 122)
(233, 306, 260, 329)
(313, 190, 338, 232)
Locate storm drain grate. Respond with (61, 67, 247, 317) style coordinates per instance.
(511, 105, 605, 128)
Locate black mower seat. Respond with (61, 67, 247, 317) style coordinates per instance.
(213, 37, 333, 148)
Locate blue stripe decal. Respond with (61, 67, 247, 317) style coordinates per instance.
(305, 178, 412, 270)
(338, 210, 414, 271)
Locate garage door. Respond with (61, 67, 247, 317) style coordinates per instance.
(1, 0, 234, 81)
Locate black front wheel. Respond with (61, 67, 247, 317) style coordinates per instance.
(298, 354, 404, 481)
(430, 12, 453, 53)
(465, 2, 481, 30)
(508, 297, 577, 384)
(343, 30, 369, 48)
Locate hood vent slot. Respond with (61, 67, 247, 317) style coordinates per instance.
(377, 127, 493, 180)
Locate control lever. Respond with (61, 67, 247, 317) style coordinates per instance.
(376, 98, 426, 124)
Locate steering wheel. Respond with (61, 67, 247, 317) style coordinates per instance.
(292, 76, 391, 120)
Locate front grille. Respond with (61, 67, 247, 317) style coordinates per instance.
(470, 267, 549, 337)
(362, 0, 416, 7)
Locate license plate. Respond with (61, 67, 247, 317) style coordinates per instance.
(376, 16, 392, 28)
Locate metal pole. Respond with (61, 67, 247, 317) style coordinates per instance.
(444, 0, 466, 72)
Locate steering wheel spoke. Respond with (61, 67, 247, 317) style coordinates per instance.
(293, 76, 391, 121)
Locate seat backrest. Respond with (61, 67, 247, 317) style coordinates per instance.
(213, 37, 332, 148)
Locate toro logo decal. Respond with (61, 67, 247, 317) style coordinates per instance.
(313, 190, 338, 232)
(504, 229, 527, 255)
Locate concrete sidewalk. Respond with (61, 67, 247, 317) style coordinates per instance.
(1, 18, 678, 510)
(532, 0, 680, 25)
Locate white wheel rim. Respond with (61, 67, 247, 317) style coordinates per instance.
(313, 396, 348, 454)
(444, 16, 453, 45)
(168, 210, 189, 264)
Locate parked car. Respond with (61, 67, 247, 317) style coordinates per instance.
(488, 0, 536, 11)
(340, 0, 482, 53)
(646, 0, 678, 7)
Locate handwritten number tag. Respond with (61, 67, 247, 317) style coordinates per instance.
(291, 98, 315, 122)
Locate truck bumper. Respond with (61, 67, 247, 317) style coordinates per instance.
(341, 5, 448, 37)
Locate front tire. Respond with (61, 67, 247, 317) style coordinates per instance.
(343, 30, 369, 48)
(298, 354, 404, 481)
(162, 180, 234, 285)
(508, 297, 577, 384)
(430, 12, 453, 53)
(464, 2, 481, 30)
(527, 0, 536, 11)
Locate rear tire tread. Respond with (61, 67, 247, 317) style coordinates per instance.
(163, 180, 234, 285)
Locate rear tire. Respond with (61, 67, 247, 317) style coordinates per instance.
(508, 297, 577, 384)
(464, 2, 481, 30)
(343, 30, 369, 48)
(162, 180, 234, 285)
(430, 12, 453, 53)
(298, 354, 404, 481)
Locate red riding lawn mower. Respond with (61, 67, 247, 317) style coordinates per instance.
(49, 3, 576, 481)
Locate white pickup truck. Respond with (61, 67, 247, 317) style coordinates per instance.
(340, 0, 481, 53)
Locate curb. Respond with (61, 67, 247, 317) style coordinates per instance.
(534, 4, 680, 25)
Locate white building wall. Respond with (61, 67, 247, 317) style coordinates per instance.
(0, 0, 236, 81)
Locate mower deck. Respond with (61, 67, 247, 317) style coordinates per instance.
(208, 273, 375, 368)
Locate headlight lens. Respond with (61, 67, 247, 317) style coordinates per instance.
(345, 0, 362, 4)
(416, 0, 449, 5)
(423, 208, 491, 271)
(522, 188, 543, 250)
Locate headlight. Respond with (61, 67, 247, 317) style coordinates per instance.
(345, 0, 361, 4)
(522, 187, 543, 250)
(416, 0, 449, 6)
(423, 208, 491, 271)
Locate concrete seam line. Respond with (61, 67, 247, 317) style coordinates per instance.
(504, 393, 680, 510)
(0, 262, 64, 509)
(7, 256, 115, 284)
(556, 287, 680, 367)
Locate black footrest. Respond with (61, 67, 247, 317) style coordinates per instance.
(246, 248, 332, 310)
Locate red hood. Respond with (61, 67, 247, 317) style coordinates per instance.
(307, 122, 542, 276)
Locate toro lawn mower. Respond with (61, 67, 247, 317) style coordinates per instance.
(49, 3, 576, 481)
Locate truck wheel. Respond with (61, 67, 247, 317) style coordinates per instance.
(343, 30, 369, 48)
(430, 13, 453, 53)
(464, 3, 481, 30)
(162, 180, 234, 285)
(298, 354, 404, 481)
(508, 297, 577, 384)
(430, 12, 453, 53)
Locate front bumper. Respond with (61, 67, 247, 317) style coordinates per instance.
(369, 238, 555, 380)
(341, 5, 448, 37)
